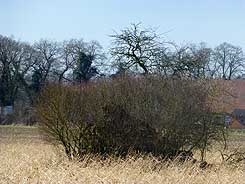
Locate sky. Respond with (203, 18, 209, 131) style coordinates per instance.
(1, 0, 245, 49)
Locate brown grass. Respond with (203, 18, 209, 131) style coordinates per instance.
(0, 126, 245, 184)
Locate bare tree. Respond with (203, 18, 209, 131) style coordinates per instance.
(110, 23, 165, 74)
(53, 40, 78, 83)
(213, 42, 244, 80)
(31, 39, 61, 91)
(29, 39, 105, 86)
(188, 43, 213, 79)
(168, 44, 194, 78)
(163, 43, 213, 79)
(0, 35, 35, 106)
(0, 35, 15, 107)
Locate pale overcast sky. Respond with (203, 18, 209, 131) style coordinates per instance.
(1, 0, 245, 48)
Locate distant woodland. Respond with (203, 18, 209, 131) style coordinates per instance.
(0, 24, 244, 124)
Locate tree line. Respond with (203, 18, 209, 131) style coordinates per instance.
(0, 23, 245, 108)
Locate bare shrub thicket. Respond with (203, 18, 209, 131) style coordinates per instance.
(37, 76, 226, 160)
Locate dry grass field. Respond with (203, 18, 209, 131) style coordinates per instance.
(1, 126, 245, 184)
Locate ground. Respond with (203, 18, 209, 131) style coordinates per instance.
(0, 125, 245, 184)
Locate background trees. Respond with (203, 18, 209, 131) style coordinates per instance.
(0, 23, 245, 123)
(109, 24, 245, 79)
(0, 36, 106, 122)
(213, 42, 244, 80)
(0, 37, 106, 106)
(0, 36, 35, 106)
(164, 43, 213, 79)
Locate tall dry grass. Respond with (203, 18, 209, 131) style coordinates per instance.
(0, 126, 245, 184)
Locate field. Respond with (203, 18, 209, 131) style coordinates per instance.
(1, 126, 245, 184)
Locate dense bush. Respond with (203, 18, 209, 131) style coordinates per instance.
(37, 76, 226, 160)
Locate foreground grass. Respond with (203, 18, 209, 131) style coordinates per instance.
(0, 126, 245, 183)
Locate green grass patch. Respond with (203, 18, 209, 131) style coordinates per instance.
(0, 125, 42, 143)
(227, 129, 245, 141)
